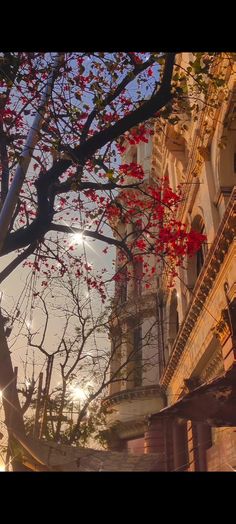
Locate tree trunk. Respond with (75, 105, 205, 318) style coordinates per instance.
(0, 310, 26, 470)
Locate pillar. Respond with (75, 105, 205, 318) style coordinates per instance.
(172, 419, 188, 472)
(196, 423, 212, 471)
(144, 417, 169, 471)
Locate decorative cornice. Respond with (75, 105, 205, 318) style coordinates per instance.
(175, 63, 233, 222)
(118, 420, 145, 437)
(103, 384, 165, 408)
(160, 187, 236, 390)
(197, 145, 211, 161)
(104, 419, 147, 441)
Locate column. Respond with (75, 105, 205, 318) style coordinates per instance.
(144, 417, 167, 471)
(196, 423, 212, 471)
(172, 419, 188, 472)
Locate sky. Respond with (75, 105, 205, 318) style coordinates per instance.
(0, 52, 161, 467)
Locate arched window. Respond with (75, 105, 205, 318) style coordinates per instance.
(196, 224, 206, 277)
(216, 90, 236, 191)
(132, 148, 137, 164)
(133, 258, 143, 297)
(132, 219, 142, 240)
(109, 331, 122, 395)
(125, 145, 138, 167)
(164, 167, 170, 187)
(168, 289, 179, 348)
(116, 266, 127, 304)
(133, 325, 142, 387)
(187, 215, 207, 289)
(132, 220, 143, 297)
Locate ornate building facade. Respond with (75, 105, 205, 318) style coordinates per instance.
(105, 53, 236, 470)
(103, 135, 166, 453)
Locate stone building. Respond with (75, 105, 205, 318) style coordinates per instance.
(103, 135, 166, 453)
(105, 53, 236, 470)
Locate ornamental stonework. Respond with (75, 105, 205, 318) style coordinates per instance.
(200, 348, 224, 382)
(213, 309, 231, 346)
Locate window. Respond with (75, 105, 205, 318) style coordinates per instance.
(116, 267, 127, 304)
(187, 216, 207, 288)
(168, 289, 179, 344)
(120, 280, 127, 303)
(144, 139, 152, 158)
(217, 120, 236, 189)
(133, 325, 142, 387)
(176, 308, 179, 334)
(132, 149, 137, 164)
(133, 258, 143, 297)
(133, 219, 142, 240)
(109, 336, 122, 395)
(196, 246, 204, 277)
(196, 223, 206, 277)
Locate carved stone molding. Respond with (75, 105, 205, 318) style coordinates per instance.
(200, 349, 224, 383)
(105, 419, 147, 441)
(103, 384, 165, 408)
(161, 188, 236, 390)
(191, 157, 203, 178)
(213, 309, 231, 346)
(198, 145, 211, 161)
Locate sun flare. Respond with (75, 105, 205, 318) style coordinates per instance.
(70, 386, 87, 402)
(70, 233, 85, 246)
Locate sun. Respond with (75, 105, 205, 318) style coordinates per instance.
(70, 233, 85, 246)
(70, 386, 87, 402)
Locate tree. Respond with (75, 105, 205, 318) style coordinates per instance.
(0, 52, 232, 468)
(9, 264, 161, 449)
(0, 52, 230, 269)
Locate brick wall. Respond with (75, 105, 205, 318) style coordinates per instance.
(207, 427, 236, 471)
(126, 437, 144, 454)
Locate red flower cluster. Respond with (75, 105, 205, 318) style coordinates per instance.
(187, 230, 207, 256)
(126, 124, 150, 145)
(119, 162, 144, 180)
